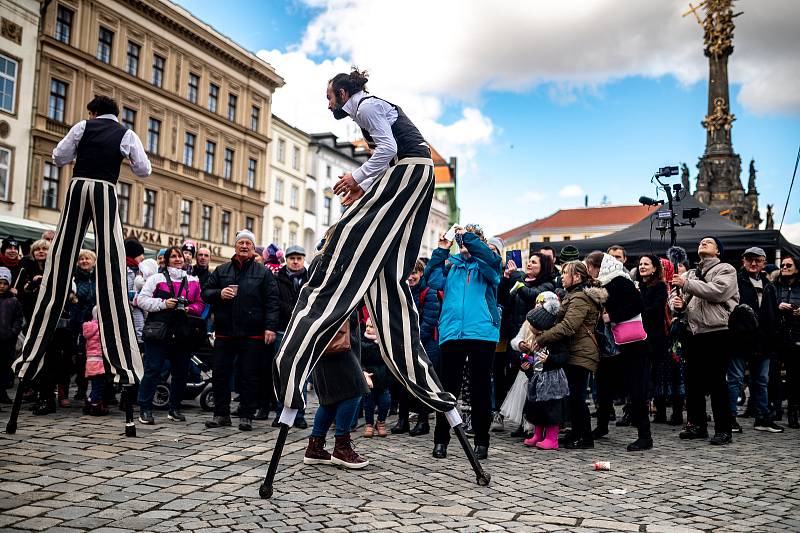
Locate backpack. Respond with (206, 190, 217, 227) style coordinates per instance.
(419, 287, 444, 341)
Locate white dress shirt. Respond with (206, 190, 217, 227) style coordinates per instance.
(52, 114, 152, 177)
(342, 91, 399, 192)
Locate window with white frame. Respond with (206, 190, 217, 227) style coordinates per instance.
(292, 146, 300, 170)
(274, 178, 284, 204)
(290, 185, 299, 209)
(0, 54, 18, 113)
(48, 79, 67, 122)
(0, 147, 10, 201)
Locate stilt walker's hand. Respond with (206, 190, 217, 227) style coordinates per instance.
(333, 173, 358, 196)
(342, 187, 364, 207)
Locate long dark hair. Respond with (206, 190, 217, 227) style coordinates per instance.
(634, 254, 664, 286)
(779, 255, 800, 285)
(329, 68, 369, 100)
(531, 252, 554, 282)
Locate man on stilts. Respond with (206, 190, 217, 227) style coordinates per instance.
(6, 95, 150, 434)
(262, 69, 490, 499)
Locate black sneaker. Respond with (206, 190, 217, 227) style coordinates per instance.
(731, 420, 743, 433)
(139, 411, 155, 425)
(709, 432, 732, 445)
(679, 425, 708, 440)
(205, 415, 232, 428)
(294, 416, 308, 429)
(239, 418, 253, 431)
(167, 410, 186, 422)
(754, 419, 784, 433)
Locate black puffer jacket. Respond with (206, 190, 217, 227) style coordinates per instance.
(274, 265, 309, 332)
(0, 292, 24, 341)
(500, 272, 555, 339)
(202, 256, 279, 337)
(774, 272, 800, 350)
(737, 269, 777, 356)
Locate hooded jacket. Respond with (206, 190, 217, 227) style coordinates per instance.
(533, 282, 607, 373)
(426, 232, 502, 344)
(673, 257, 739, 335)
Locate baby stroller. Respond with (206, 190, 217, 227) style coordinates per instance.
(152, 339, 215, 411)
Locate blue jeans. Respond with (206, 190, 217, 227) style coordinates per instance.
(89, 375, 105, 404)
(727, 355, 769, 419)
(138, 340, 190, 411)
(311, 395, 362, 438)
(363, 388, 391, 425)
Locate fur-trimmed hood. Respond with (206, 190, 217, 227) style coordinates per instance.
(583, 285, 609, 306)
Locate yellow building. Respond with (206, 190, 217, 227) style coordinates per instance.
(26, 0, 283, 260)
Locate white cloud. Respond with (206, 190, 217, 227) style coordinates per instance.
(289, 0, 799, 115)
(781, 222, 800, 246)
(559, 185, 584, 198)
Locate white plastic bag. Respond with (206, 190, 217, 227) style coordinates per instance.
(499, 370, 528, 426)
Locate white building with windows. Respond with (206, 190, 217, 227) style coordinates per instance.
(266, 115, 308, 251)
(305, 133, 362, 252)
(0, 0, 39, 223)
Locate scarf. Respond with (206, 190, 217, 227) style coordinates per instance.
(2, 256, 20, 269)
(126, 257, 139, 269)
(597, 253, 631, 286)
(287, 268, 307, 291)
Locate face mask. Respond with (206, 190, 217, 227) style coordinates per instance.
(331, 107, 349, 120)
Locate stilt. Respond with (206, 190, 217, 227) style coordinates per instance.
(453, 424, 491, 486)
(5, 376, 29, 434)
(259, 423, 289, 499)
(121, 385, 136, 437)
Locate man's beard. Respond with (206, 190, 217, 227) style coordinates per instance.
(331, 106, 348, 120)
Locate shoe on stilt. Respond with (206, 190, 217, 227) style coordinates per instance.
(535, 425, 560, 450)
(331, 434, 369, 469)
(523, 425, 544, 447)
(303, 436, 332, 465)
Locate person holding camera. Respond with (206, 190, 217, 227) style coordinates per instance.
(136, 246, 205, 425)
(427, 224, 502, 460)
(203, 230, 279, 431)
(671, 236, 738, 445)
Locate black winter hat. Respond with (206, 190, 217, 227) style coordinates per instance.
(1, 235, 19, 252)
(124, 239, 145, 258)
(559, 245, 580, 263)
(701, 235, 724, 257)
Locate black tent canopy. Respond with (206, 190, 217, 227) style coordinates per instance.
(531, 195, 800, 261)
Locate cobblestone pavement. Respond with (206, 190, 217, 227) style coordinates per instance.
(1, 395, 798, 533)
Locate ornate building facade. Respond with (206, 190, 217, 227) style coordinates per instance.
(27, 0, 283, 258)
(690, 0, 760, 228)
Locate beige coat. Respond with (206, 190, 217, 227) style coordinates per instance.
(674, 257, 739, 335)
(536, 285, 607, 373)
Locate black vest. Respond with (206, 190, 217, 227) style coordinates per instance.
(72, 119, 128, 182)
(356, 96, 430, 159)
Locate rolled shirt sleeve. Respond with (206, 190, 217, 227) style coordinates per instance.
(352, 99, 397, 191)
(121, 129, 152, 177)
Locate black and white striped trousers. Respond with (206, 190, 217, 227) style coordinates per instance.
(274, 157, 457, 414)
(14, 177, 143, 384)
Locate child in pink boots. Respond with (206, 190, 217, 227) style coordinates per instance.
(520, 292, 570, 450)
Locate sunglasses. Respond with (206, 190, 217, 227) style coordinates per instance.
(781, 263, 795, 268)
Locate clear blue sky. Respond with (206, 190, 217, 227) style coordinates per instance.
(175, 0, 800, 238)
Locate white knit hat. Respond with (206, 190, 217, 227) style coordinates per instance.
(235, 229, 256, 244)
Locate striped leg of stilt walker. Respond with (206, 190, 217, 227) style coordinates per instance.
(8, 178, 143, 434)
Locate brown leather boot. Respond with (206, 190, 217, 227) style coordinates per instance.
(331, 434, 369, 469)
(58, 385, 70, 408)
(363, 424, 374, 438)
(303, 436, 332, 465)
(376, 421, 388, 437)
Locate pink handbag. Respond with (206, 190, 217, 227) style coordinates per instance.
(611, 314, 648, 345)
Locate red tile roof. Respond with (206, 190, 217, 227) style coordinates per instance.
(498, 205, 655, 240)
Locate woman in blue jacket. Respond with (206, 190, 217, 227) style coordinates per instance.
(426, 224, 502, 460)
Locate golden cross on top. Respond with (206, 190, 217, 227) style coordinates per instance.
(682, 1, 707, 24)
